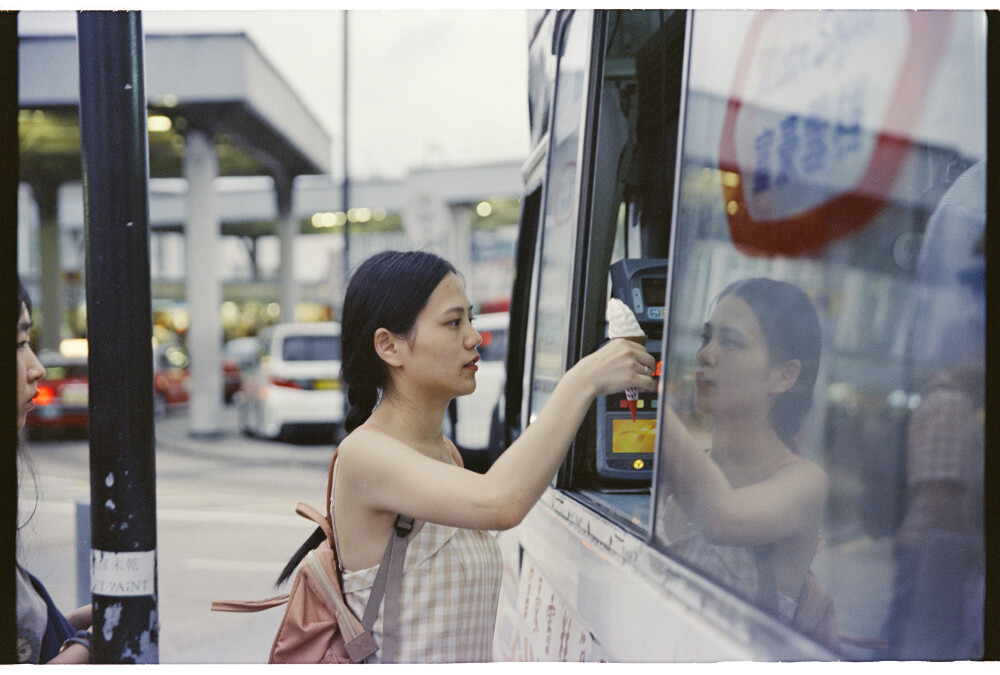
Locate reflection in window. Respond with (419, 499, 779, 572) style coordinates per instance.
(655, 10, 984, 658)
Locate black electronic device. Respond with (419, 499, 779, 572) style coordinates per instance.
(595, 259, 668, 481)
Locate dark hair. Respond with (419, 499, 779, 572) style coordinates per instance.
(715, 278, 822, 451)
(18, 277, 31, 322)
(340, 250, 457, 433)
(277, 250, 456, 587)
(16, 277, 37, 560)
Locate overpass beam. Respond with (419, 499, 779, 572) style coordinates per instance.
(183, 129, 223, 436)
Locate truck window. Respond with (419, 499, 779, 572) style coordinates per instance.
(566, 10, 686, 531)
(526, 11, 592, 424)
(653, 10, 985, 657)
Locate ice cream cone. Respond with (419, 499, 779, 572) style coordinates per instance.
(606, 298, 648, 422)
(625, 336, 647, 420)
(626, 389, 638, 421)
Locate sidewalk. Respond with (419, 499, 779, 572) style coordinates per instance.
(153, 403, 334, 470)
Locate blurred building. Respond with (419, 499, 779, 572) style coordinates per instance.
(18, 31, 524, 346)
(18, 29, 524, 437)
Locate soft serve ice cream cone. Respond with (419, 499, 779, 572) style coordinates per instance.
(606, 298, 647, 421)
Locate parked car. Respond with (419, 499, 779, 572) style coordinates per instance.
(238, 322, 344, 442)
(445, 312, 508, 468)
(224, 336, 259, 370)
(25, 344, 90, 440)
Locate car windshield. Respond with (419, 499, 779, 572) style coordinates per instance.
(282, 335, 340, 362)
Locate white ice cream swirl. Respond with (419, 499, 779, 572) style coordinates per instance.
(606, 298, 644, 339)
(606, 298, 646, 405)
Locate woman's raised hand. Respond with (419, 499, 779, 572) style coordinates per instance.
(571, 338, 657, 398)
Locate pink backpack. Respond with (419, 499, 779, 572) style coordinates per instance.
(212, 452, 412, 663)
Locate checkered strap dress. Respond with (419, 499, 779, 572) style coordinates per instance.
(330, 433, 503, 663)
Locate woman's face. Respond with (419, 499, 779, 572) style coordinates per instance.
(16, 304, 45, 431)
(694, 294, 787, 419)
(393, 273, 482, 400)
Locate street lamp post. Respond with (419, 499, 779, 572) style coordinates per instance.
(341, 10, 351, 291)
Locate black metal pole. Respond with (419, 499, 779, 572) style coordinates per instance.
(2, 9, 20, 664)
(77, 10, 158, 664)
(342, 9, 350, 288)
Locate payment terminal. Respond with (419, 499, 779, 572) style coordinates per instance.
(596, 259, 668, 482)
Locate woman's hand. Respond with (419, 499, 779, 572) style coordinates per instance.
(338, 339, 657, 536)
(65, 604, 93, 631)
(48, 630, 91, 665)
(568, 338, 657, 398)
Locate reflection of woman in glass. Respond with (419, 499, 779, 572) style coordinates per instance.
(657, 278, 827, 625)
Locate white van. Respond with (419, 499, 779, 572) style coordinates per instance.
(238, 322, 344, 442)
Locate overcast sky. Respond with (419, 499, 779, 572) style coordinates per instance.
(18, 8, 532, 181)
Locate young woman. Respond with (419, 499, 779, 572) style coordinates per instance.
(656, 277, 828, 624)
(15, 279, 93, 664)
(281, 250, 656, 663)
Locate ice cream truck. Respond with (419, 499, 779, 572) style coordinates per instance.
(486, 9, 989, 662)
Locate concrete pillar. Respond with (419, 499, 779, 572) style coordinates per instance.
(183, 129, 223, 436)
(34, 183, 63, 352)
(276, 177, 299, 323)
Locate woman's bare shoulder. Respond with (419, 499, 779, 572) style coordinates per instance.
(339, 424, 392, 452)
(336, 425, 422, 472)
(779, 455, 829, 498)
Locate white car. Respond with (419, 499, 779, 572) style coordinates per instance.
(447, 312, 508, 461)
(239, 322, 345, 442)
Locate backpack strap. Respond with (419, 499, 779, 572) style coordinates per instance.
(214, 445, 415, 663)
(361, 514, 414, 663)
(753, 544, 780, 614)
(296, 502, 333, 541)
(326, 444, 415, 663)
(211, 595, 289, 613)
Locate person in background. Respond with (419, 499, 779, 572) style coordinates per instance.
(278, 250, 656, 662)
(15, 279, 92, 664)
(879, 160, 985, 660)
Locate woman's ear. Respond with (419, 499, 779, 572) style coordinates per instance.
(373, 327, 403, 368)
(769, 358, 801, 395)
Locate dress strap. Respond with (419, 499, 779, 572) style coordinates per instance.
(442, 435, 464, 468)
(753, 544, 780, 613)
(330, 459, 345, 573)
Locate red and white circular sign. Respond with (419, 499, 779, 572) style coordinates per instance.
(718, 11, 952, 257)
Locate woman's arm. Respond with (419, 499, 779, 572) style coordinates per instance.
(64, 604, 92, 631)
(47, 631, 91, 665)
(658, 407, 828, 545)
(339, 338, 656, 531)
